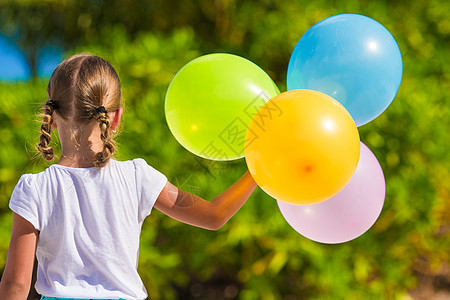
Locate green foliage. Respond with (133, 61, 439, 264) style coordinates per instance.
(1, 0, 449, 299)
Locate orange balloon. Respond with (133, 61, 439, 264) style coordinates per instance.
(245, 89, 360, 205)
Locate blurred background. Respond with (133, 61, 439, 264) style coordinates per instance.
(0, 0, 449, 299)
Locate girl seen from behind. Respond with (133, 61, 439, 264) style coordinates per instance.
(0, 54, 257, 299)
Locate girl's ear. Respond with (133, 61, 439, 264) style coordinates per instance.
(110, 107, 123, 131)
(43, 107, 58, 129)
(51, 113, 58, 129)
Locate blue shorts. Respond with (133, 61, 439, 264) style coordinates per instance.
(41, 297, 127, 300)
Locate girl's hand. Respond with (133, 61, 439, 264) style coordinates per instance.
(154, 171, 257, 230)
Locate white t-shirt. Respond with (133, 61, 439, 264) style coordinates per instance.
(9, 158, 168, 299)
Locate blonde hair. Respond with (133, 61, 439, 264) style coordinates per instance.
(37, 54, 122, 168)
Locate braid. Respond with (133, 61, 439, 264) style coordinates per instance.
(37, 102, 56, 161)
(93, 110, 116, 168)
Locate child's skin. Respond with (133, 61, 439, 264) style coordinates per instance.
(0, 106, 257, 298)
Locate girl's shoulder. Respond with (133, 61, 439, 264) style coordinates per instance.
(15, 166, 53, 187)
(112, 158, 162, 172)
(116, 158, 167, 183)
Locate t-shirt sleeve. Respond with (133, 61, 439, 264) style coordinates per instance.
(134, 158, 168, 222)
(9, 174, 41, 230)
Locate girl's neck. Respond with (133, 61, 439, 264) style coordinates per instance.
(56, 120, 104, 168)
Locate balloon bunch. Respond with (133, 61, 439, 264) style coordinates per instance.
(165, 14, 402, 243)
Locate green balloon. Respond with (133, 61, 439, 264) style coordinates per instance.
(165, 53, 280, 160)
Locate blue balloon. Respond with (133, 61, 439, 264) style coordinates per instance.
(287, 14, 403, 126)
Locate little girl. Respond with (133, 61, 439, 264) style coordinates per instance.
(0, 54, 257, 299)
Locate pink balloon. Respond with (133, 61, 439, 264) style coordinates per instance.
(277, 142, 385, 244)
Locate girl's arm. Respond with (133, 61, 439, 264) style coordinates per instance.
(0, 213, 38, 299)
(154, 171, 257, 230)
